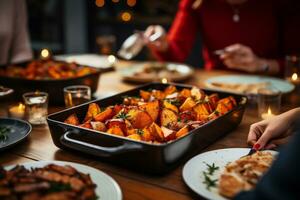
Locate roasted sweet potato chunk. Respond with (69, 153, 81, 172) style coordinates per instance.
(160, 108, 178, 127)
(127, 134, 142, 141)
(107, 126, 124, 136)
(84, 103, 101, 122)
(164, 85, 177, 95)
(106, 119, 127, 135)
(148, 123, 164, 142)
(140, 90, 151, 101)
(176, 125, 189, 138)
(193, 102, 213, 116)
(139, 100, 160, 122)
(127, 109, 153, 129)
(64, 114, 80, 125)
(163, 100, 179, 113)
(94, 107, 114, 122)
(179, 97, 196, 112)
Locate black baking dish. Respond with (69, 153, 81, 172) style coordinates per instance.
(47, 82, 247, 174)
(0, 60, 102, 105)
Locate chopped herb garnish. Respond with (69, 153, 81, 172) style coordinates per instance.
(201, 162, 220, 190)
(137, 129, 144, 135)
(116, 111, 130, 120)
(165, 98, 181, 107)
(0, 126, 10, 142)
(205, 162, 220, 175)
(202, 171, 218, 190)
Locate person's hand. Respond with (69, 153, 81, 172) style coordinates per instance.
(247, 108, 300, 150)
(219, 43, 266, 73)
(144, 25, 168, 52)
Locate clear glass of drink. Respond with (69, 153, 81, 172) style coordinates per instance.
(63, 85, 91, 108)
(23, 92, 49, 125)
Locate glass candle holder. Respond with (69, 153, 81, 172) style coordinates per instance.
(8, 102, 25, 119)
(23, 92, 48, 125)
(258, 87, 281, 120)
(285, 55, 300, 85)
(64, 85, 91, 107)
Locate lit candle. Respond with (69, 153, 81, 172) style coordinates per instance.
(261, 107, 275, 120)
(161, 78, 168, 84)
(107, 55, 116, 64)
(287, 72, 300, 84)
(40, 48, 50, 59)
(8, 103, 25, 119)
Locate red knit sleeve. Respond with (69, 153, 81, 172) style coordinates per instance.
(152, 0, 200, 62)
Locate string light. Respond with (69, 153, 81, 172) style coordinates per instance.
(95, 0, 105, 7)
(127, 0, 136, 7)
(120, 11, 132, 22)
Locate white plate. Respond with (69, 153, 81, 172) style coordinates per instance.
(182, 148, 277, 200)
(205, 75, 294, 95)
(55, 54, 116, 70)
(5, 160, 122, 200)
(119, 61, 194, 83)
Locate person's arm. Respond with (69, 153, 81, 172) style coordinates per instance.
(9, 0, 32, 64)
(146, 0, 200, 62)
(235, 129, 300, 200)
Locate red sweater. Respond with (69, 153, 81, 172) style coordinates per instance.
(153, 0, 300, 73)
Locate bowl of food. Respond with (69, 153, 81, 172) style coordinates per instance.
(0, 59, 101, 104)
(47, 83, 247, 174)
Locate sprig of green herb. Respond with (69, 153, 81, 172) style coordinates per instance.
(202, 171, 218, 190)
(116, 111, 130, 120)
(165, 98, 181, 107)
(0, 126, 10, 142)
(205, 162, 219, 175)
(137, 129, 144, 135)
(201, 162, 220, 190)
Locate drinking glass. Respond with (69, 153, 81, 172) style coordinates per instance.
(257, 87, 281, 120)
(64, 85, 91, 107)
(23, 92, 48, 125)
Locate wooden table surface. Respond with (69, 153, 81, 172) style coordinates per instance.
(1, 64, 299, 200)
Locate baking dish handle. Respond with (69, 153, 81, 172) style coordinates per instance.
(60, 131, 143, 157)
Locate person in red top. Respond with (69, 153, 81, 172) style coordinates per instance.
(144, 0, 300, 75)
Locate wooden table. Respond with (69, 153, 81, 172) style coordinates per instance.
(1, 66, 299, 200)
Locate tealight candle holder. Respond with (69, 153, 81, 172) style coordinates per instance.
(285, 55, 300, 85)
(258, 87, 281, 120)
(23, 92, 49, 125)
(64, 85, 91, 107)
(8, 102, 25, 119)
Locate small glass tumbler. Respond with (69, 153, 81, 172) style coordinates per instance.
(64, 85, 91, 107)
(23, 92, 48, 125)
(257, 87, 281, 120)
(285, 55, 300, 85)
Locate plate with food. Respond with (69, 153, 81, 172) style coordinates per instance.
(0, 118, 32, 151)
(205, 75, 294, 95)
(119, 62, 194, 83)
(182, 148, 277, 200)
(1, 160, 122, 200)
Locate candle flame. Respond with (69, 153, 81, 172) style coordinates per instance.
(18, 103, 25, 110)
(267, 107, 272, 115)
(161, 78, 168, 84)
(41, 49, 50, 59)
(292, 73, 298, 81)
(107, 55, 116, 64)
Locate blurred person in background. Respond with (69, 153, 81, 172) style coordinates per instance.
(0, 0, 32, 65)
(144, 0, 300, 76)
(233, 107, 300, 199)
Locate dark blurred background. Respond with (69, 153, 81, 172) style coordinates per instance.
(27, 0, 203, 67)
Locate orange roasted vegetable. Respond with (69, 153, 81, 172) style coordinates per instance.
(106, 119, 127, 135)
(161, 126, 176, 141)
(140, 90, 151, 101)
(139, 100, 160, 122)
(84, 103, 101, 122)
(107, 126, 124, 136)
(94, 107, 114, 122)
(64, 114, 80, 125)
(176, 125, 189, 138)
(179, 97, 196, 112)
(160, 108, 178, 128)
(163, 100, 179, 113)
(148, 123, 164, 142)
(164, 85, 177, 95)
(127, 109, 153, 129)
